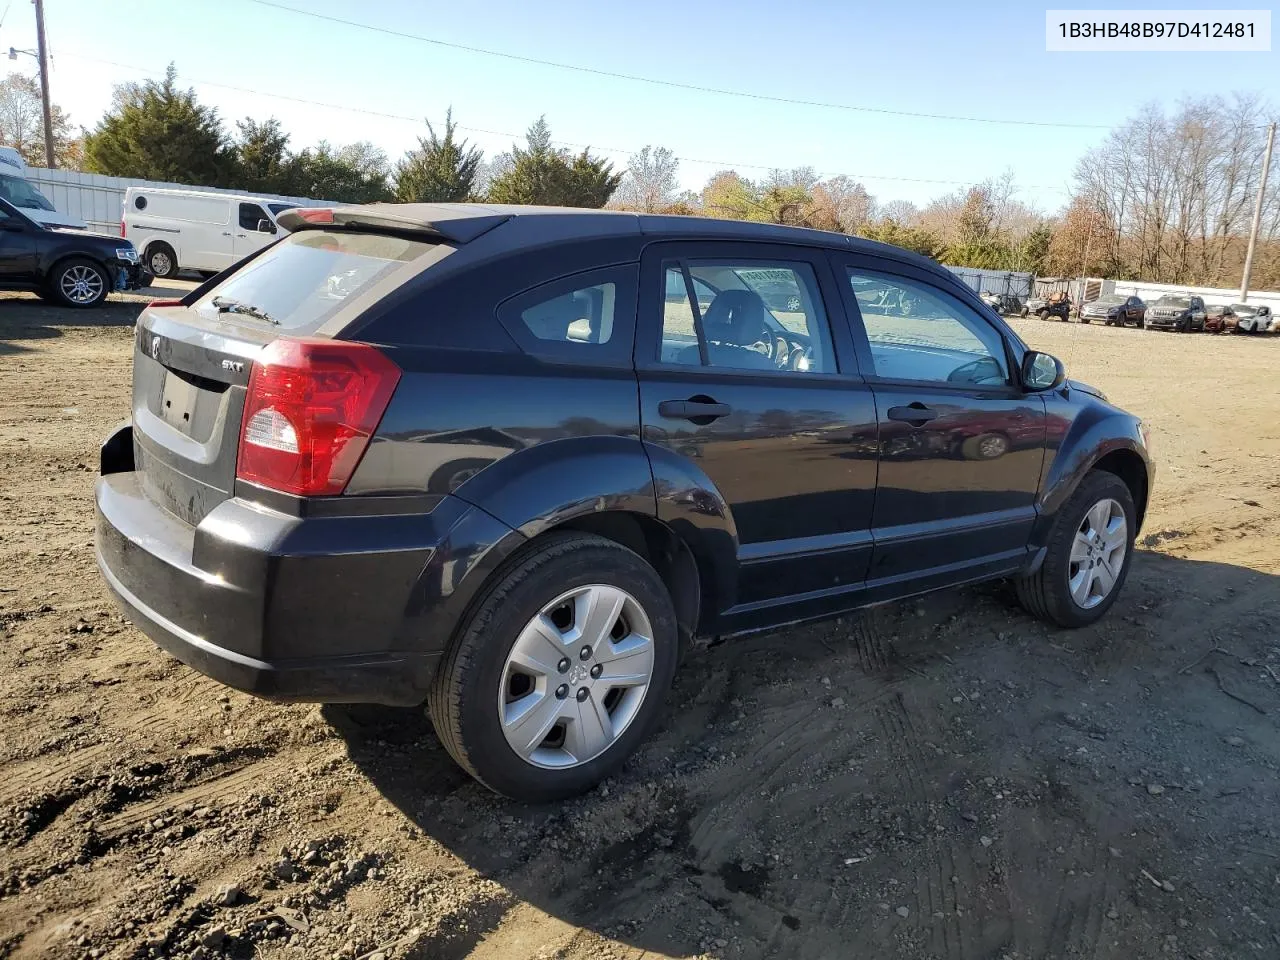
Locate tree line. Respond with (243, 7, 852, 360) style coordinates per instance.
(1, 66, 1277, 288)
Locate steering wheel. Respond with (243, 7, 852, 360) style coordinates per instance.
(947, 356, 1005, 385)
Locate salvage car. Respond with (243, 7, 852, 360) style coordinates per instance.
(1227, 303, 1273, 334)
(1081, 294, 1146, 327)
(1145, 294, 1206, 332)
(0, 196, 148, 306)
(95, 204, 1153, 801)
(1204, 304, 1235, 334)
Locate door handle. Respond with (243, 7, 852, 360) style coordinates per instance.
(887, 403, 939, 425)
(222, 231, 232, 236)
(659, 398, 731, 421)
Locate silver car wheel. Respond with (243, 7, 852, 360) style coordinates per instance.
(499, 584, 655, 769)
(60, 264, 105, 304)
(1068, 498, 1127, 609)
(150, 250, 172, 276)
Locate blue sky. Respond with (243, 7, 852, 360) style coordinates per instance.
(6, 0, 1278, 213)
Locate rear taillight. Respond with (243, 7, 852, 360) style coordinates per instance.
(236, 338, 400, 497)
(120, 219, 125, 238)
(148, 299, 184, 308)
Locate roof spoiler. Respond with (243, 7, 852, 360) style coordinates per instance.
(276, 204, 511, 244)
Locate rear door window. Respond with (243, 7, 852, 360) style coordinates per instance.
(193, 229, 437, 334)
(660, 260, 837, 374)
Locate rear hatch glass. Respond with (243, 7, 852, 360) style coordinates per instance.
(190, 230, 435, 335)
(133, 229, 438, 525)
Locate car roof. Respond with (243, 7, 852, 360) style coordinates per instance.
(278, 202, 952, 279)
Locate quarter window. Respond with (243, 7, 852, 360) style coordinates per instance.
(661, 260, 836, 374)
(496, 265, 637, 366)
(519, 283, 616, 345)
(847, 270, 1008, 386)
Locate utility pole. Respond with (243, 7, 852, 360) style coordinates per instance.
(1240, 121, 1276, 303)
(33, 0, 55, 169)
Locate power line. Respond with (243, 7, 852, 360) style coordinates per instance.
(59, 51, 1069, 195)
(245, 0, 1111, 131)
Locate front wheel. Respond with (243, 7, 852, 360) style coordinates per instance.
(428, 532, 678, 801)
(1014, 471, 1136, 628)
(1038, 309, 1049, 320)
(49, 257, 109, 308)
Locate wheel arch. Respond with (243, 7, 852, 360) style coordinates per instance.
(1090, 448, 1150, 530)
(143, 238, 178, 269)
(1040, 433, 1151, 539)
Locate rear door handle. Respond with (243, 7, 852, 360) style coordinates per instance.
(887, 403, 939, 425)
(659, 399, 731, 421)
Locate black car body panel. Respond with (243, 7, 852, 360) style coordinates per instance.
(95, 204, 1154, 706)
(0, 197, 148, 294)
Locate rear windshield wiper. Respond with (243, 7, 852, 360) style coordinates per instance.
(211, 296, 278, 325)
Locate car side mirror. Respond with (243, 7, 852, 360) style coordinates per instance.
(257, 219, 276, 234)
(1021, 350, 1065, 391)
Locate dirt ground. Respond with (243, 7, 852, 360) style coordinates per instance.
(1, 293, 1278, 960)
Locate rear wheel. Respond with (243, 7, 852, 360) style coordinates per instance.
(428, 532, 678, 801)
(1038, 309, 1049, 320)
(146, 243, 177, 279)
(49, 257, 109, 308)
(1014, 471, 1136, 628)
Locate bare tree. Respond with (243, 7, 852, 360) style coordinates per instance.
(1073, 95, 1279, 285)
(0, 72, 78, 168)
(612, 145, 679, 212)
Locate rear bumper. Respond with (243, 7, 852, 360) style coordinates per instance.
(94, 427, 518, 705)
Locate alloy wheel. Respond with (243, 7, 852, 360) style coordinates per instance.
(60, 264, 104, 304)
(498, 584, 655, 769)
(1068, 498, 1127, 609)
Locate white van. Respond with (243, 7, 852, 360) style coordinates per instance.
(0, 145, 88, 230)
(123, 187, 301, 278)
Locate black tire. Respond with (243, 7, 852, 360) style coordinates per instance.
(1038, 309, 1049, 320)
(428, 532, 678, 801)
(1014, 471, 1136, 629)
(1020, 307, 1029, 318)
(145, 243, 178, 279)
(48, 257, 110, 308)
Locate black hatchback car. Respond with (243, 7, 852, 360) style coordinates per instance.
(0, 196, 149, 306)
(95, 204, 1153, 801)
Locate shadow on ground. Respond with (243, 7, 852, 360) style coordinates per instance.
(327, 550, 1280, 959)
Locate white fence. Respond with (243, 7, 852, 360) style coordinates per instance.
(24, 168, 333, 235)
(1065, 276, 1280, 314)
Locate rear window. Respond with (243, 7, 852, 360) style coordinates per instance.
(193, 230, 435, 334)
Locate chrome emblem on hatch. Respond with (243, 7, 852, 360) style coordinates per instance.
(221, 359, 244, 373)
(150, 336, 160, 360)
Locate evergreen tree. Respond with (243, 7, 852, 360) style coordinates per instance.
(236, 117, 291, 194)
(486, 117, 621, 207)
(395, 108, 482, 203)
(83, 64, 234, 185)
